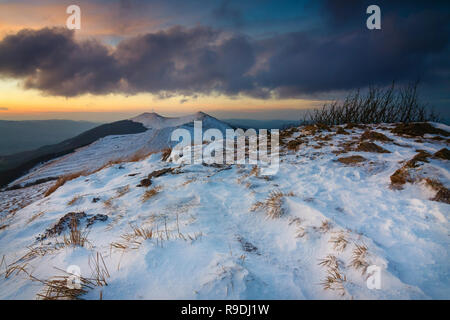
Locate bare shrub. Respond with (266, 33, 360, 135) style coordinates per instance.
(305, 82, 439, 125)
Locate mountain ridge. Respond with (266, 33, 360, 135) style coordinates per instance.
(3, 111, 232, 189)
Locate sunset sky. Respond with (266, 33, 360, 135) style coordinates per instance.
(0, 0, 448, 121)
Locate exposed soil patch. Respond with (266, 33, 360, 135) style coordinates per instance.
(280, 128, 297, 140)
(237, 236, 259, 254)
(390, 167, 413, 187)
(360, 130, 393, 142)
(37, 212, 108, 241)
(332, 141, 357, 155)
(287, 138, 305, 151)
(137, 168, 174, 187)
(356, 142, 390, 153)
(345, 123, 366, 130)
(86, 214, 108, 227)
(316, 123, 332, 132)
(434, 148, 450, 160)
(148, 168, 173, 179)
(337, 155, 366, 165)
(432, 188, 450, 204)
(315, 134, 333, 141)
(391, 123, 449, 137)
(407, 151, 431, 168)
(336, 127, 350, 135)
(302, 123, 331, 135)
(37, 212, 86, 241)
(137, 178, 152, 188)
(390, 151, 431, 188)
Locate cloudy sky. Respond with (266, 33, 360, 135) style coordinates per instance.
(0, 0, 448, 121)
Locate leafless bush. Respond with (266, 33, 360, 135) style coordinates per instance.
(305, 82, 439, 125)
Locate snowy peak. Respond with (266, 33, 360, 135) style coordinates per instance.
(130, 111, 230, 131)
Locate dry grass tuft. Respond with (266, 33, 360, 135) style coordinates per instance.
(67, 196, 82, 206)
(63, 217, 89, 247)
(111, 226, 154, 251)
(390, 151, 431, 188)
(320, 268, 347, 295)
(392, 122, 449, 137)
(161, 148, 172, 161)
(27, 212, 45, 224)
(254, 190, 284, 218)
(116, 185, 130, 198)
(319, 220, 332, 233)
(350, 243, 369, 274)
(318, 255, 338, 269)
(142, 186, 162, 203)
(34, 275, 91, 300)
(329, 232, 349, 252)
(286, 138, 305, 151)
(356, 141, 390, 153)
(103, 198, 114, 209)
(88, 252, 110, 287)
(360, 130, 393, 142)
(31, 252, 109, 300)
(337, 155, 366, 165)
(250, 190, 295, 219)
(45, 171, 87, 197)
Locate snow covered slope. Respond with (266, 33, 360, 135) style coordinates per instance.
(9, 112, 232, 188)
(0, 122, 448, 300)
(131, 111, 230, 132)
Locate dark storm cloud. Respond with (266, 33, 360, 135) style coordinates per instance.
(256, 8, 450, 97)
(114, 26, 255, 95)
(0, 1, 448, 98)
(0, 26, 255, 96)
(0, 28, 121, 96)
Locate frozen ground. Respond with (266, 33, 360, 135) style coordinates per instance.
(0, 122, 448, 299)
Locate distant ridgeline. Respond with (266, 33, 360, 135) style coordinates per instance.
(0, 120, 147, 189)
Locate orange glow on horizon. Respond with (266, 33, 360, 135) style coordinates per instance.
(0, 79, 325, 120)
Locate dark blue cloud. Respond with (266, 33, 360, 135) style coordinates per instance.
(0, 0, 448, 105)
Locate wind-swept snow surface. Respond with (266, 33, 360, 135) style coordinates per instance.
(0, 122, 448, 299)
(10, 112, 232, 188)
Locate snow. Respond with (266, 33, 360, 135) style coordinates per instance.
(0, 122, 448, 300)
(10, 112, 232, 187)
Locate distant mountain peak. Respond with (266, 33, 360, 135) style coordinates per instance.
(130, 111, 222, 129)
